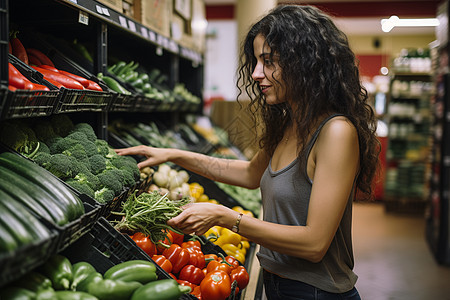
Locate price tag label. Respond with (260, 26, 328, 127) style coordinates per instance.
(96, 5, 103, 14)
(148, 31, 156, 42)
(78, 10, 89, 25)
(140, 27, 148, 39)
(119, 16, 128, 28)
(128, 20, 137, 32)
(69, 0, 78, 4)
(101, 7, 110, 16)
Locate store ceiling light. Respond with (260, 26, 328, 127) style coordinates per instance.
(381, 16, 440, 33)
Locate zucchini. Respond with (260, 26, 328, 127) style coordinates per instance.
(0, 175, 53, 221)
(0, 166, 69, 225)
(0, 217, 18, 252)
(0, 199, 35, 247)
(0, 189, 51, 241)
(103, 260, 157, 284)
(0, 152, 85, 220)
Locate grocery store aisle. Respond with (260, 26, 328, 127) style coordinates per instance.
(352, 202, 450, 300)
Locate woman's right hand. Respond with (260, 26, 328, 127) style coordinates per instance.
(115, 145, 173, 169)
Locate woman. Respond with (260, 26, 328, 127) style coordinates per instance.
(116, 5, 379, 299)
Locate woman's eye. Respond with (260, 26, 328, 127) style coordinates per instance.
(264, 59, 273, 65)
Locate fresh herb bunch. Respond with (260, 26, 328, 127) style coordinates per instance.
(113, 190, 189, 244)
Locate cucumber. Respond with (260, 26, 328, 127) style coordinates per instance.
(0, 166, 69, 225)
(0, 189, 51, 241)
(0, 218, 18, 252)
(0, 175, 53, 221)
(0, 152, 85, 220)
(0, 199, 35, 247)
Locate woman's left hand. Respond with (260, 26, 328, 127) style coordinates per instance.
(167, 203, 230, 236)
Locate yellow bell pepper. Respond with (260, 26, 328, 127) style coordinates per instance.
(197, 194, 209, 202)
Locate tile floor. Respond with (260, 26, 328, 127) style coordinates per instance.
(353, 202, 450, 300)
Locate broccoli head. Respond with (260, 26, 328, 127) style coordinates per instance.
(110, 155, 140, 180)
(65, 131, 88, 142)
(50, 114, 74, 137)
(0, 121, 39, 155)
(94, 187, 115, 203)
(95, 139, 110, 157)
(98, 169, 123, 196)
(42, 153, 74, 179)
(66, 179, 95, 199)
(118, 169, 135, 187)
(73, 123, 97, 142)
(89, 154, 107, 175)
(74, 170, 102, 191)
(49, 137, 79, 155)
(62, 143, 89, 164)
(33, 151, 52, 166)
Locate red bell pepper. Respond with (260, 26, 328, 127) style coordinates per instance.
(178, 264, 205, 285)
(169, 229, 184, 246)
(162, 244, 190, 274)
(230, 265, 249, 290)
(200, 270, 232, 300)
(8, 85, 17, 91)
(132, 232, 157, 257)
(206, 260, 233, 275)
(223, 255, 240, 269)
(8, 63, 49, 91)
(186, 247, 206, 269)
(152, 254, 173, 273)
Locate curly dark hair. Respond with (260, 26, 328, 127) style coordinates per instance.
(237, 4, 380, 196)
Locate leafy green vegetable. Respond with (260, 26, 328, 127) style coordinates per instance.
(113, 191, 189, 243)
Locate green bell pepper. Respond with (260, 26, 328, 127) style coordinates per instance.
(75, 272, 103, 293)
(88, 279, 142, 300)
(130, 279, 191, 300)
(39, 254, 73, 290)
(71, 262, 97, 291)
(103, 260, 157, 284)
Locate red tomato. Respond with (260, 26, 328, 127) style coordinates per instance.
(200, 270, 232, 300)
(206, 260, 232, 275)
(132, 232, 156, 257)
(230, 266, 249, 290)
(178, 264, 205, 285)
(152, 254, 173, 273)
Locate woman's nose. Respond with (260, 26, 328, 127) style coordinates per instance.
(252, 63, 264, 81)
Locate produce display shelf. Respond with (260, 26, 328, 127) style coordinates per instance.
(133, 95, 160, 112)
(108, 92, 137, 112)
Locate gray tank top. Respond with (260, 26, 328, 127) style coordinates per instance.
(257, 114, 358, 293)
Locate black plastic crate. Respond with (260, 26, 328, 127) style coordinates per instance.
(0, 229, 58, 288)
(133, 95, 160, 112)
(54, 88, 112, 113)
(108, 92, 137, 112)
(1, 89, 60, 119)
(61, 217, 196, 299)
(0, 85, 8, 118)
